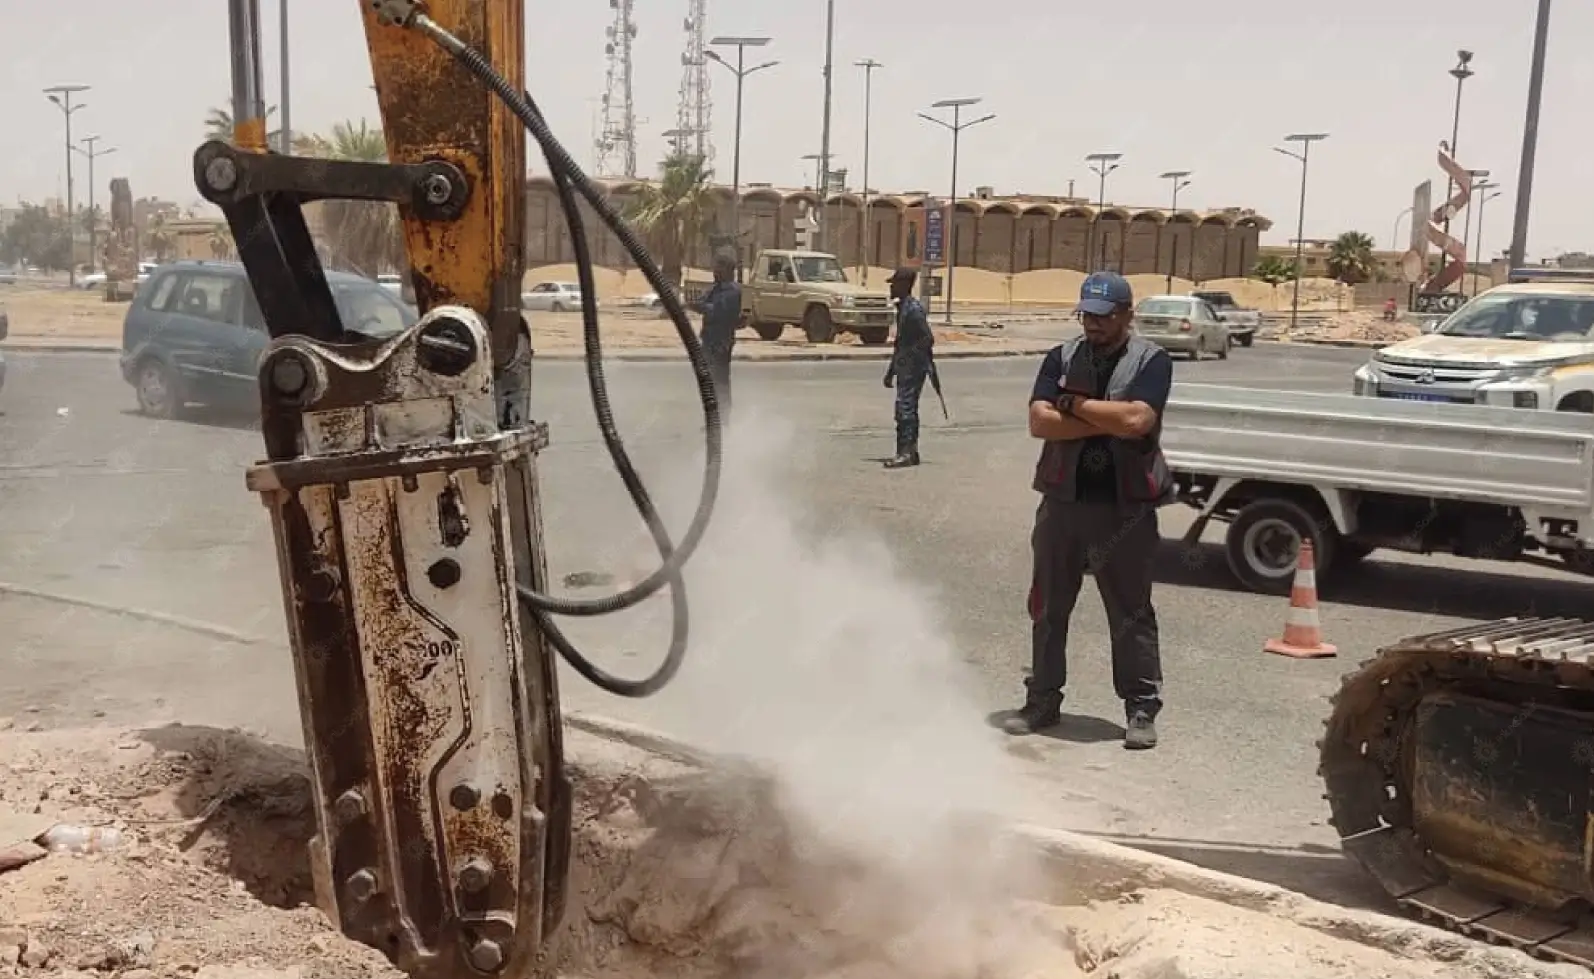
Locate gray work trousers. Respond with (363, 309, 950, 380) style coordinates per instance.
(1025, 497, 1164, 719)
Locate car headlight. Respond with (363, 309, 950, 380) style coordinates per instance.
(839, 295, 855, 308)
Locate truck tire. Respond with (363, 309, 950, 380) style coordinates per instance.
(858, 327, 890, 346)
(753, 322, 784, 341)
(1224, 498, 1337, 595)
(803, 305, 837, 344)
(1237, 332, 1254, 348)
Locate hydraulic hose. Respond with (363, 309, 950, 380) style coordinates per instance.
(408, 13, 722, 697)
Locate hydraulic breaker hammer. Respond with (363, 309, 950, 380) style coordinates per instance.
(194, 1, 723, 976)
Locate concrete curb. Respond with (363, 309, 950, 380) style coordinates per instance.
(564, 710, 1568, 978)
(1, 340, 1053, 362)
(1258, 336, 1391, 350)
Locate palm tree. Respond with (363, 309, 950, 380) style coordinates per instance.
(1252, 255, 1298, 285)
(204, 104, 282, 146)
(621, 153, 718, 291)
(1326, 231, 1377, 285)
(296, 120, 403, 277)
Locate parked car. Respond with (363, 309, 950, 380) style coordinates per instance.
(1132, 295, 1229, 360)
(1190, 290, 1259, 347)
(0, 266, 17, 285)
(521, 281, 584, 312)
(119, 259, 419, 419)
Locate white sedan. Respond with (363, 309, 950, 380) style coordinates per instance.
(521, 281, 584, 313)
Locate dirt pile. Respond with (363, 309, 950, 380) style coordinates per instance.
(1268, 310, 1422, 344)
(0, 723, 1574, 979)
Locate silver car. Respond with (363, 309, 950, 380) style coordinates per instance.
(520, 281, 584, 313)
(1132, 295, 1230, 360)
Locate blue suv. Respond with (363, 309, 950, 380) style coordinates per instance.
(120, 260, 418, 418)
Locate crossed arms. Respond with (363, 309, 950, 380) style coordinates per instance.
(1027, 345, 1172, 441)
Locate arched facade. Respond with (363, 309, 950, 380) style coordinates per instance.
(524, 176, 1273, 280)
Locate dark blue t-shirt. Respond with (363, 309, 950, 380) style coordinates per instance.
(1030, 341, 1172, 502)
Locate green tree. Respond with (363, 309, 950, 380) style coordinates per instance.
(204, 103, 282, 146)
(1326, 230, 1377, 284)
(622, 152, 718, 290)
(0, 204, 72, 270)
(1251, 255, 1298, 285)
(295, 120, 403, 277)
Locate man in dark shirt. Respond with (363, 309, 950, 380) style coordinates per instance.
(692, 251, 742, 417)
(1003, 271, 1174, 750)
(882, 266, 935, 469)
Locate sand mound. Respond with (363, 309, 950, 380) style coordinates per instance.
(0, 724, 1571, 979)
(1269, 310, 1423, 344)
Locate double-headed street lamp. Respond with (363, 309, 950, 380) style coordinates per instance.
(855, 58, 882, 282)
(1159, 170, 1191, 291)
(1471, 179, 1502, 296)
(74, 135, 117, 276)
(1086, 152, 1121, 271)
(1273, 132, 1328, 332)
(918, 97, 994, 324)
(44, 84, 90, 287)
(1437, 50, 1475, 288)
(706, 36, 777, 280)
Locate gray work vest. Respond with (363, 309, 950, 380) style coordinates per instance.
(1031, 334, 1175, 507)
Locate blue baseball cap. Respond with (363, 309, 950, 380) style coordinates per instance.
(1078, 271, 1133, 316)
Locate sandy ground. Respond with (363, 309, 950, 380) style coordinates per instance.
(0, 287, 995, 350)
(0, 722, 1573, 979)
(1264, 310, 1424, 344)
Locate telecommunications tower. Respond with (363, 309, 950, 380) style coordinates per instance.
(595, 0, 638, 178)
(671, 0, 713, 162)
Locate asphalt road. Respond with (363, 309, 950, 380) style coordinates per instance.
(1, 340, 1584, 909)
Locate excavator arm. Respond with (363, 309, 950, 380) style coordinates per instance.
(185, 1, 709, 975)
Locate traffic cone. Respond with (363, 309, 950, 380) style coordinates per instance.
(1264, 540, 1337, 659)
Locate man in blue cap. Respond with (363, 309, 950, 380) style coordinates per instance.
(1003, 270, 1174, 750)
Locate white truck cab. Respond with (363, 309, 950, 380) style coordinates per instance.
(1353, 269, 1594, 413)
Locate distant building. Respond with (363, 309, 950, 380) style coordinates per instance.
(526, 177, 1272, 281)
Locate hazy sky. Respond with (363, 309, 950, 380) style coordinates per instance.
(3, 1, 1587, 259)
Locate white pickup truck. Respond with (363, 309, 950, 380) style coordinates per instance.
(1352, 268, 1594, 413)
(1190, 290, 1259, 348)
(1164, 384, 1594, 593)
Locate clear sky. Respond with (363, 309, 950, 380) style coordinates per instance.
(2, 0, 1587, 259)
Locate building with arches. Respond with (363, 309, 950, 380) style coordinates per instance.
(525, 176, 1272, 283)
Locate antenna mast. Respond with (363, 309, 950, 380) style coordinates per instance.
(672, 0, 713, 162)
(596, 0, 638, 177)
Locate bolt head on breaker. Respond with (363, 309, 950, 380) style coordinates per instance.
(242, 305, 567, 976)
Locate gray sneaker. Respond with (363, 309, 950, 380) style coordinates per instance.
(1124, 712, 1158, 750)
(1001, 702, 1060, 736)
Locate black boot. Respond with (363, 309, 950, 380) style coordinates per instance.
(883, 442, 920, 469)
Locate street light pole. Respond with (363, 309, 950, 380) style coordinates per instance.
(1437, 50, 1475, 289)
(816, 0, 835, 252)
(43, 85, 89, 285)
(855, 58, 882, 283)
(1274, 132, 1328, 332)
(1085, 153, 1122, 271)
(1462, 168, 1490, 292)
(919, 97, 994, 325)
(1509, 0, 1551, 269)
(1471, 180, 1501, 295)
(278, 0, 291, 152)
(73, 135, 117, 276)
(1159, 170, 1191, 292)
(707, 36, 776, 282)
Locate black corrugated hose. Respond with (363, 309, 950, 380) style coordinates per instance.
(411, 13, 722, 698)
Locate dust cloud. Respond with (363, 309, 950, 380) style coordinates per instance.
(589, 403, 1062, 979)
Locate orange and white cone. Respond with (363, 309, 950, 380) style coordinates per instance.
(1264, 540, 1336, 659)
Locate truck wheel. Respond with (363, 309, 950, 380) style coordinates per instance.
(1224, 498, 1337, 595)
(1238, 333, 1254, 348)
(803, 306, 837, 344)
(858, 327, 890, 346)
(753, 322, 784, 341)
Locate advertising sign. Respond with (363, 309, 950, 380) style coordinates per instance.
(924, 202, 946, 266)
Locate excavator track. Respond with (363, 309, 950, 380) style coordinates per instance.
(1320, 617, 1594, 969)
